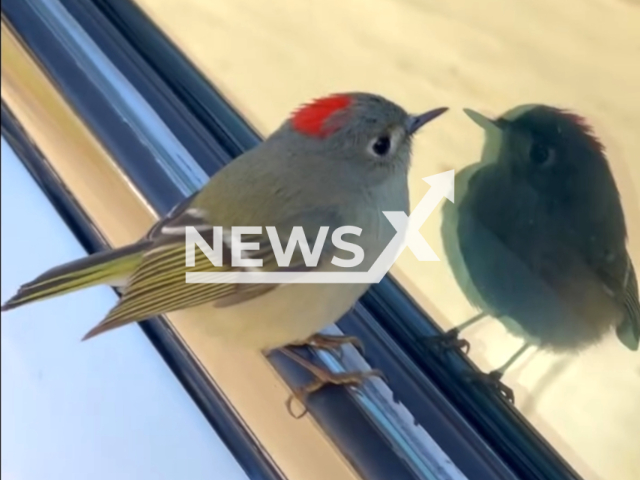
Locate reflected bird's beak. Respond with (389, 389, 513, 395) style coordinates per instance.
(463, 108, 503, 134)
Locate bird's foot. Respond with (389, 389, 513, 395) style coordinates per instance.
(421, 328, 471, 354)
(281, 347, 384, 418)
(464, 370, 515, 404)
(289, 333, 365, 358)
(286, 369, 385, 418)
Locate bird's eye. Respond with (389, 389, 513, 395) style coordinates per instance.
(529, 142, 554, 166)
(371, 135, 392, 156)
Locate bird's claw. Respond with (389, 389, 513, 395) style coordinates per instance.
(464, 370, 515, 404)
(286, 368, 386, 418)
(422, 329, 471, 354)
(290, 333, 365, 358)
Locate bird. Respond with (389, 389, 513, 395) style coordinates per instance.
(1, 92, 448, 413)
(429, 104, 639, 403)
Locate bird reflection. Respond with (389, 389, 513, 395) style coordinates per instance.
(427, 105, 640, 403)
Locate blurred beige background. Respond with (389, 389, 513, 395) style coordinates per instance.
(133, 1, 640, 479)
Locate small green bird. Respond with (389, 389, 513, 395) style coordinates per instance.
(433, 104, 639, 402)
(1, 92, 448, 410)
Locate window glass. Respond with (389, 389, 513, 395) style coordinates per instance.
(0, 137, 249, 480)
(132, 2, 640, 480)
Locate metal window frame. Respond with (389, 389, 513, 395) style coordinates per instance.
(1, 0, 585, 479)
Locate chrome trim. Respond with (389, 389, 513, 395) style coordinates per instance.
(32, 0, 209, 196)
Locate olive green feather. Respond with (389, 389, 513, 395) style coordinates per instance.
(1, 242, 148, 311)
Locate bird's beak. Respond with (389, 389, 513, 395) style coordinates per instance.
(463, 108, 503, 134)
(406, 107, 449, 135)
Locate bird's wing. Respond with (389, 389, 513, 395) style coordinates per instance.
(82, 206, 343, 339)
(441, 164, 489, 312)
(585, 235, 639, 350)
(142, 192, 199, 241)
(615, 258, 640, 351)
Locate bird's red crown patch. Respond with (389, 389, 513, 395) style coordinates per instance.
(559, 110, 605, 154)
(290, 94, 352, 138)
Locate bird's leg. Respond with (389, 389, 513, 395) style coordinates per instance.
(280, 347, 385, 418)
(421, 313, 488, 354)
(288, 333, 365, 358)
(464, 343, 532, 404)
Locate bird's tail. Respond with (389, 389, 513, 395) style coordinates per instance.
(1, 242, 149, 312)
